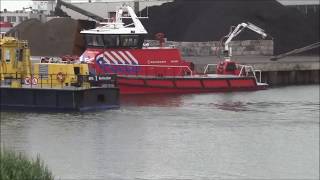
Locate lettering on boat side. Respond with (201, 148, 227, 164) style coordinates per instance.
(170, 60, 179, 63)
(147, 60, 167, 64)
(88, 76, 112, 81)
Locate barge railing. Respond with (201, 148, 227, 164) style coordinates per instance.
(0, 73, 117, 89)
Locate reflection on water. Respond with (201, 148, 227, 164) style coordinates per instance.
(120, 94, 183, 107)
(212, 101, 250, 112)
(1, 85, 319, 180)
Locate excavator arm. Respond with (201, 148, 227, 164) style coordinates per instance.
(222, 22, 267, 58)
(55, 0, 105, 22)
(121, 5, 147, 33)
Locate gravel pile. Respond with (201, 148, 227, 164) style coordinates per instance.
(7, 0, 318, 56)
(141, 0, 319, 54)
(7, 18, 95, 56)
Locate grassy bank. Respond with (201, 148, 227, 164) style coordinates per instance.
(0, 149, 54, 180)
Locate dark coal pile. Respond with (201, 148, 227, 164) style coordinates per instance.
(141, 0, 319, 55)
(6, 18, 95, 56)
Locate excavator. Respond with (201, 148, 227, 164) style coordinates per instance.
(220, 22, 267, 60)
(219, 22, 319, 61)
(216, 22, 268, 75)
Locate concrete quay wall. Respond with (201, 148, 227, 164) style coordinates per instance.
(257, 62, 320, 86)
(261, 69, 319, 86)
(146, 40, 274, 56)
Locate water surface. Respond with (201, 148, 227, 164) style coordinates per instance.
(1, 85, 319, 180)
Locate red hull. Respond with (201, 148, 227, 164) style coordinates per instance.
(118, 76, 268, 95)
(82, 48, 269, 95)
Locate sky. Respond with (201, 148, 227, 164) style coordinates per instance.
(2, 1, 103, 11)
(1, 0, 33, 11)
(1, 0, 319, 11)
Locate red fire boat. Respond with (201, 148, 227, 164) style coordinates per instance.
(79, 5, 268, 95)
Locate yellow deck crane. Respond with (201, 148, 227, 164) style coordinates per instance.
(0, 36, 32, 87)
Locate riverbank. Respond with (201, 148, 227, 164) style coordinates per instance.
(0, 149, 54, 180)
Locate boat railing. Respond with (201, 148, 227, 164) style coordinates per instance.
(0, 73, 117, 89)
(101, 63, 193, 77)
(203, 64, 217, 74)
(204, 64, 263, 83)
(238, 65, 263, 83)
(255, 69, 262, 83)
(143, 46, 176, 49)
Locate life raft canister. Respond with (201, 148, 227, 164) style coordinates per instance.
(56, 72, 66, 83)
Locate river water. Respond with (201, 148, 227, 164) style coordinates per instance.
(1, 85, 319, 180)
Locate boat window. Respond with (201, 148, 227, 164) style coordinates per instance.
(85, 34, 145, 49)
(226, 62, 236, 72)
(85, 34, 104, 47)
(19, 49, 23, 61)
(16, 48, 23, 62)
(120, 35, 139, 48)
(85, 35, 94, 46)
(103, 35, 120, 48)
(74, 67, 80, 75)
(5, 49, 11, 63)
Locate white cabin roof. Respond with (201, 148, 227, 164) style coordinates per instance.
(80, 24, 147, 35)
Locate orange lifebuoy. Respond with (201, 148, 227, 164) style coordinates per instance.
(56, 72, 66, 82)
